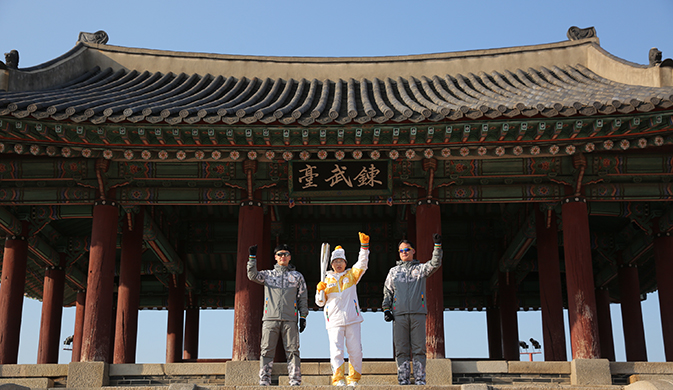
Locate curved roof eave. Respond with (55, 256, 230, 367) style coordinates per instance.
(9, 36, 670, 91)
(2, 37, 672, 128)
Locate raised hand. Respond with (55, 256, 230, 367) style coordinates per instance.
(358, 232, 370, 245)
(432, 234, 442, 244)
(249, 245, 258, 256)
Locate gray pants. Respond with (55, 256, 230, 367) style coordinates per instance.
(259, 320, 301, 386)
(393, 313, 427, 385)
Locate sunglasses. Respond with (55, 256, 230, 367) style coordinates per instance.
(276, 252, 291, 257)
(399, 248, 412, 253)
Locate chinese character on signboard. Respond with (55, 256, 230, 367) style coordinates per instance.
(298, 164, 319, 188)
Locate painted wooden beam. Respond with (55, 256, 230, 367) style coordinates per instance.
(499, 212, 536, 272)
(140, 211, 196, 290)
(142, 215, 183, 274)
(0, 206, 88, 293)
(0, 207, 22, 235)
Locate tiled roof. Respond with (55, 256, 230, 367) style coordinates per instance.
(2, 64, 672, 127)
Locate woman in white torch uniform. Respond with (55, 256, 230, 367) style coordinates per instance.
(316, 232, 369, 386)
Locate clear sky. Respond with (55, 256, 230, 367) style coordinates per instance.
(2, 0, 672, 364)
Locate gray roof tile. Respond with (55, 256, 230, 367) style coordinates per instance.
(2, 62, 673, 126)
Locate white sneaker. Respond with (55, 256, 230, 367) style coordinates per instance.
(348, 381, 359, 386)
(334, 379, 346, 386)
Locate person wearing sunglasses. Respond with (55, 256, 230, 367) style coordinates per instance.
(381, 233, 442, 385)
(315, 232, 370, 386)
(247, 243, 308, 386)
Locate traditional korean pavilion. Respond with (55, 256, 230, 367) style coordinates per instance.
(1, 26, 673, 366)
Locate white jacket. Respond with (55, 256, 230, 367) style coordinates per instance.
(315, 247, 368, 328)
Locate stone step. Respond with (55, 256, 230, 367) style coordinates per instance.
(268, 361, 399, 376)
(107, 386, 466, 390)
(2, 359, 671, 390)
(279, 376, 414, 386)
(278, 374, 419, 386)
(268, 360, 451, 386)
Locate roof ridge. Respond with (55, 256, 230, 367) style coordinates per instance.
(78, 38, 599, 65)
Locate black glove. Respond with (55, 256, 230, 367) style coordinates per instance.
(433, 233, 442, 244)
(384, 310, 394, 322)
(299, 318, 306, 333)
(248, 245, 257, 256)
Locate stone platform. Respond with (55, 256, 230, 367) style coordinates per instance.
(0, 360, 671, 390)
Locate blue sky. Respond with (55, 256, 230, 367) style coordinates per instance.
(2, 0, 672, 363)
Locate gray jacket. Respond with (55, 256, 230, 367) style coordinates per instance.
(248, 258, 309, 322)
(382, 246, 442, 315)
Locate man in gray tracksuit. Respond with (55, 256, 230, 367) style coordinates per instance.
(382, 234, 442, 385)
(248, 244, 309, 386)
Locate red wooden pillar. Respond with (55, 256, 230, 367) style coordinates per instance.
(486, 304, 503, 359)
(0, 222, 30, 364)
(594, 287, 615, 361)
(534, 208, 567, 361)
(618, 264, 647, 361)
(232, 201, 265, 360)
(37, 253, 66, 364)
(499, 271, 519, 360)
(652, 226, 673, 361)
(416, 199, 444, 358)
(114, 209, 144, 363)
(561, 195, 601, 359)
(72, 291, 86, 362)
(108, 306, 117, 363)
(81, 199, 119, 362)
(166, 272, 185, 363)
(183, 303, 199, 361)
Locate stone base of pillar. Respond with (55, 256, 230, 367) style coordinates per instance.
(67, 361, 109, 388)
(426, 358, 453, 385)
(223, 360, 259, 386)
(570, 358, 611, 386)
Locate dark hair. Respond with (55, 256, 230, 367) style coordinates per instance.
(398, 239, 414, 249)
(274, 244, 291, 255)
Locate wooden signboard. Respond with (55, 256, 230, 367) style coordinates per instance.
(289, 160, 392, 197)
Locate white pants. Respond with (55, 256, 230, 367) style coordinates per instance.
(327, 322, 363, 384)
